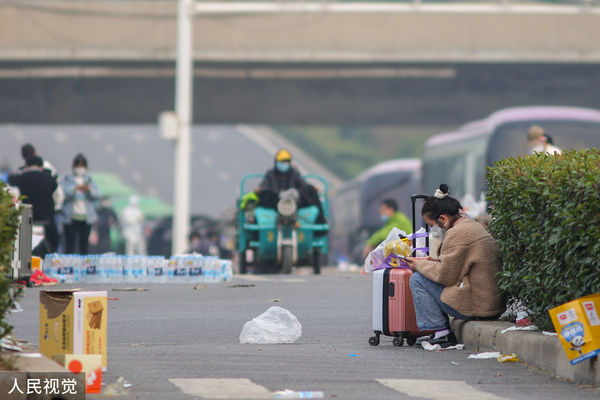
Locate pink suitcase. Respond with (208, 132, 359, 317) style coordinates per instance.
(369, 267, 421, 346)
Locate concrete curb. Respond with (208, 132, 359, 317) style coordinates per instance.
(451, 319, 600, 387)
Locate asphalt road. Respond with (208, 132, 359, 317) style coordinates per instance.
(0, 124, 336, 217)
(7, 270, 600, 400)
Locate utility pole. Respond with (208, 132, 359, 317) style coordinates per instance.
(172, 0, 193, 255)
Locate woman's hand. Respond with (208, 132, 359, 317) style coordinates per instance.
(404, 257, 417, 271)
(404, 256, 432, 272)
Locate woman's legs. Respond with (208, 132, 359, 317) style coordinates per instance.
(75, 220, 91, 255)
(63, 222, 77, 254)
(409, 271, 475, 330)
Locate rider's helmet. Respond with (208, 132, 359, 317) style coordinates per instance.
(275, 149, 292, 162)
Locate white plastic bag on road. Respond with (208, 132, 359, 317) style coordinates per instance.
(239, 306, 302, 344)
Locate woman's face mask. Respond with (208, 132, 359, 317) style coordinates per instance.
(276, 162, 290, 173)
(429, 218, 448, 241)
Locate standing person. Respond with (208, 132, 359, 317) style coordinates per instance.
(61, 154, 100, 254)
(18, 143, 64, 212)
(362, 199, 412, 259)
(121, 195, 146, 255)
(92, 196, 119, 253)
(405, 184, 505, 348)
(8, 156, 59, 256)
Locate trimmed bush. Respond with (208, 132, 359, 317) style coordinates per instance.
(487, 149, 600, 330)
(0, 182, 22, 343)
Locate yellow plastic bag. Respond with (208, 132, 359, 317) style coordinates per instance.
(497, 353, 520, 363)
(384, 239, 411, 267)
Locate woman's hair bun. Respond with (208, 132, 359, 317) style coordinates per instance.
(439, 184, 449, 194)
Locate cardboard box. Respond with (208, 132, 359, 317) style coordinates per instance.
(549, 293, 600, 365)
(54, 354, 103, 394)
(40, 290, 107, 369)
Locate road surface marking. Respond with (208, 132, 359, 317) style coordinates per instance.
(146, 185, 158, 197)
(202, 154, 214, 167)
(208, 131, 222, 142)
(14, 130, 24, 143)
(133, 131, 146, 143)
(376, 379, 508, 400)
(104, 142, 116, 154)
(117, 155, 129, 167)
(132, 169, 143, 183)
(54, 131, 67, 143)
(217, 169, 230, 182)
(281, 278, 307, 283)
(169, 378, 271, 399)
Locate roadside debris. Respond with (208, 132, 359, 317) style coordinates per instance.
(112, 288, 149, 292)
(102, 377, 131, 396)
(420, 342, 464, 351)
(228, 284, 256, 288)
(193, 285, 207, 290)
(239, 306, 302, 344)
(270, 299, 282, 303)
(497, 353, 520, 362)
(468, 352, 501, 359)
(500, 325, 538, 334)
(542, 331, 558, 336)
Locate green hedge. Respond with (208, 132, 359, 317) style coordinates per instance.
(487, 149, 600, 330)
(0, 182, 21, 344)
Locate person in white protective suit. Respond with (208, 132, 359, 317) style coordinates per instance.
(121, 195, 146, 255)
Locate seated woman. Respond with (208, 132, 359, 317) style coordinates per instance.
(405, 184, 505, 348)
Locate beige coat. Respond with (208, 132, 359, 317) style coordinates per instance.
(414, 217, 506, 317)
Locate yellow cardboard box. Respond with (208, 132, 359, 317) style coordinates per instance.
(53, 354, 103, 394)
(40, 290, 107, 369)
(549, 293, 600, 365)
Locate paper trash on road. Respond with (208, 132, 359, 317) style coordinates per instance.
(468, 352, 501, 359)
(420, 342, 464, 351)
(542, 331, 558, 336)
(239, 306, 302, 344)
(500, 325, 538, 334)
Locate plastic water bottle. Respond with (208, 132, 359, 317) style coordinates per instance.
(188, 255, 203, 283)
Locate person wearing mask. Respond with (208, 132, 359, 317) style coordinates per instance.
(362, 199, 412, 259)
(8, 156, 59, 256)
(240, 149, 326, 225)
(61, 154, 100, 254)
(405, 184, 505, 348)
(527, 125, 562, 155)
(121, 195, 146, 255)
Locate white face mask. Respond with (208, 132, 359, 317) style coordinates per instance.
(74, 167, 86, 176)
(429, 225, 445, 242)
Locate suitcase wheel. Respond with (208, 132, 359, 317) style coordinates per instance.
(392, 337, 404, 347)
(368, 336, 380, 346)
(406, 337, 417, 346)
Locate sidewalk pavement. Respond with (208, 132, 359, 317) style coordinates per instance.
(451, 319, 600, 387)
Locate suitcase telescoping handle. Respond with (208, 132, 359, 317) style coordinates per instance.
(411, 194, 430, 257)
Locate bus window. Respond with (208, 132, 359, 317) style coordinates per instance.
(489, 121, 600, 164)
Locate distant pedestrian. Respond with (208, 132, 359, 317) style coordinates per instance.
(121, 195, 146, 255)
(527, 125, 561, 155)
(362, 198, 412, 259)
(8, 156, 59, 256)
(92, 196, 119, 254)
(18, 143, 64, 211)
(61, 154, 100, 254)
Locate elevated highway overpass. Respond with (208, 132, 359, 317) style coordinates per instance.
(1, 1, 599, 124)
